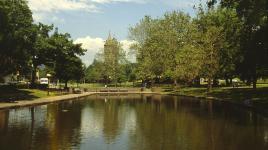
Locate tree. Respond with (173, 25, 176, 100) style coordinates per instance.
(0, 0, 33, 78)
(160, 11, 197, 86)
(29, 23, 54, 86)
(55, 57, 84, 88)
(49, 31, 86, 88)
(215, 8, 243, 85)
(194, 6, 221, 91)
(126, 0, 266, 91)
(85, 59, 104, 83)
(129, 16, 157, 82)
(175, 43, 204, 85)
(130, 12, 199, 87)
(200, 26, 224, 91)
(221, 0, 268, 89)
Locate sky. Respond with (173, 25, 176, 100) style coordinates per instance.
(28, 0, 206, 66)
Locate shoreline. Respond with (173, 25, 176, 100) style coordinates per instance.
(0, 91, 155, 110)
(1, 91, 267, 116)
(163, 92, 268, 116)
(0, 92, 95, 110)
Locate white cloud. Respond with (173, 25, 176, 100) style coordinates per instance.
(32, 13, 45, 23)
(120, 40, 137, 62)
(28, 0, 97, 13)
(28, 0, 204, 22)
(120, 40, 136, 51)
(90, 0, 147, 4)
(28, 0, 147, 22)
(28, 0, 99, 22)
(74, 36, 105, 66)
(74, 36, 136, 65)
(75, 36, 105, 52)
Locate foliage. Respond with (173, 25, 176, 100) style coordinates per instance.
(85, 59, 104, 82)
(49, 31, 86, 88)
(128, 1, 267, 90)
(221, 0, 268, 89)
(0, 0, 33, 77)
(1, 0, 267, 92)
(0, 0, 86, 88)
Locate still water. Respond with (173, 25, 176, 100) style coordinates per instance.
(0, 94, 268, 150)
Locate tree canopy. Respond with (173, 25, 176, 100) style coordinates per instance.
(128, 0, 267, 90)
(0, 0, 86, 87)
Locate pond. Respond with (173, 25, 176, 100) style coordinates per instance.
(0, 94, 268, 150)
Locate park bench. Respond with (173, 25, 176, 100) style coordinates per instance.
(100, 89, 109, 92)
(109, 89, 118, 92)
(119, 89, 128, 92)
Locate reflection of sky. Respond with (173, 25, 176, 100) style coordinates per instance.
(8, 106, 47, 128)
(79, 101, 137, 149)
(265, 131, 268, 144)
(80, 106, 104, 138)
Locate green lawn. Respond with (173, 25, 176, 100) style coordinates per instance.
(162, 84, 268, 109)
(2, 82, 268, 110)
(0, 85, 58, 102)
(68, 82, 138, 88)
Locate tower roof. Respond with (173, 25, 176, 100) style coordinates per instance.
(107, 31, 112, 41)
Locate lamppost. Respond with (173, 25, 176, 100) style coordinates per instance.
(47, 73, 51, 96)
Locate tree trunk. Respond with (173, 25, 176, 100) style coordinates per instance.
(213, 78, 218, 86)
(207, 78, 212, 92)
(253, 76, 257, 90)
(195, 77, 201, 87)
(225, 77, 230, 86)
(64, 80, 68, 89)
(229, 78, 233, 85)
(151, 79, 155, 88)
(59, 79, 61, 89)
(174, 79, 178, 88)
(31, 65, 37, 87)
(246, 78, 251, 86)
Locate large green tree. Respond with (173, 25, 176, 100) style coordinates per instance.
(29, 23, 54, 86)
(129, 12, 202, 87)
(0, 0, 33, 78)
(129, 16, 157, 82)
(221, 0, 268, 89)
(49, 30, 86, 88)
(160, 11, 197, 86)
(85, 59, 104, 83)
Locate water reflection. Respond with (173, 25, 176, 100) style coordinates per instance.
(0, 94, 267, 150)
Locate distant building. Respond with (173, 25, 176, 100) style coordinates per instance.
(103, 32, 122, 84)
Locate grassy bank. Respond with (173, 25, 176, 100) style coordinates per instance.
(1, 83, 268, 110)
(0, 86, 58, 102)
(161, 84, 268, 109)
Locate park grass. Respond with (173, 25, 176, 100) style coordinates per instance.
(161, 84, 268, 109)
(0, 85, 57, 102)
(68, 82, 138, 88)
(1, 82, 267, 110)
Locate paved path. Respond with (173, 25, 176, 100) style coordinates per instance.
(0, 92, 95, 110)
